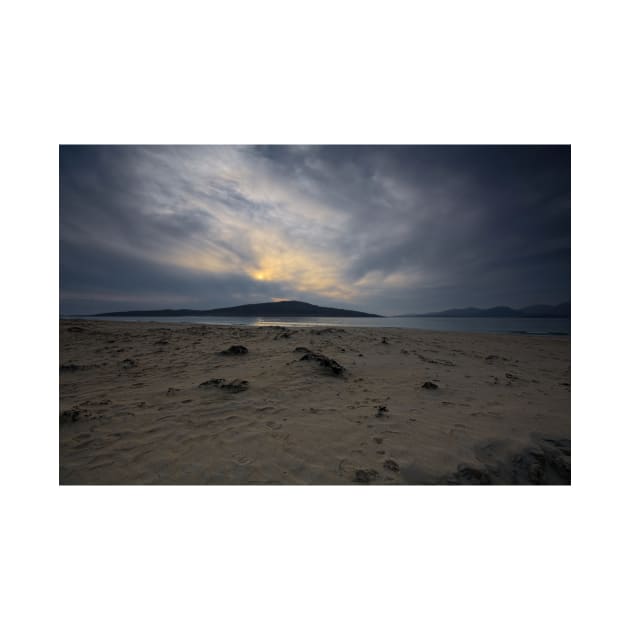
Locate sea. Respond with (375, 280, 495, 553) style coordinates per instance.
(65, 315, 570, 336)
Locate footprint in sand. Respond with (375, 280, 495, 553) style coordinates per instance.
(233, 455, 254, 466)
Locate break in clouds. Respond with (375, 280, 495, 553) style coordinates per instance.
(60, 145, 570, 315)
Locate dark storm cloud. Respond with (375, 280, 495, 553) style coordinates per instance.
(248, 145, 570, 311)
(60, 145, 570, 315)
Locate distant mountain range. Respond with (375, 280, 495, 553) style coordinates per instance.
(91, 300, 569, 319)
(94, 300, 382, 318)
(398, 302, 570, 318)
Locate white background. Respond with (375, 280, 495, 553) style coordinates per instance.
(2, 1, 629, 628)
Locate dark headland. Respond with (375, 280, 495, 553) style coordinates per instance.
(94, 300, 382, 318)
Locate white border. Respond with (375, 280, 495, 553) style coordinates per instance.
(4, 1, 629, 629)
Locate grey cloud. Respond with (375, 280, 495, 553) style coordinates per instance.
(60, 145, 570, 315)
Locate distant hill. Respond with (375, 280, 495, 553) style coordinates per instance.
(398, 302, 570, 318)
(94, 300, 382, 318)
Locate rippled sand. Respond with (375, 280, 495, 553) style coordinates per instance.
(59, 320, 570, 484)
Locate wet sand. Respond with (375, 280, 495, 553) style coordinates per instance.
(59, 320, 570, 484)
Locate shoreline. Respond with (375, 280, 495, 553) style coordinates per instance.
(60, 316, 570, 337)
(60, 319, 571, 484)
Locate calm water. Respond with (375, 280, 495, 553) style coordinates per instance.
(66, 315, 570, 335)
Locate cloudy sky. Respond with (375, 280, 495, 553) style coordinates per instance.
(60, 145, 570, 315)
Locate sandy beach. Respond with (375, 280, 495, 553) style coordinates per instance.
(59, 320, 570, 484)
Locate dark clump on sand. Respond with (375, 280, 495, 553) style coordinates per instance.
(60, 363, 83, 372)
(60, 409, 81, 424)
(220, 345, 249, 355)
(383, 459, 400, 473)
(274, 330, 296, 339)
(422, 381, 439, 390)
(299, 351, 345, 376)
(444, 436, 571, 485)
(199, 378, 249, 393)
(354, 469, 379, 483)
(60, 408, 93, 424)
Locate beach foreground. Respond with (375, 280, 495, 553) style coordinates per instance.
(60, 320, 570, 484)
